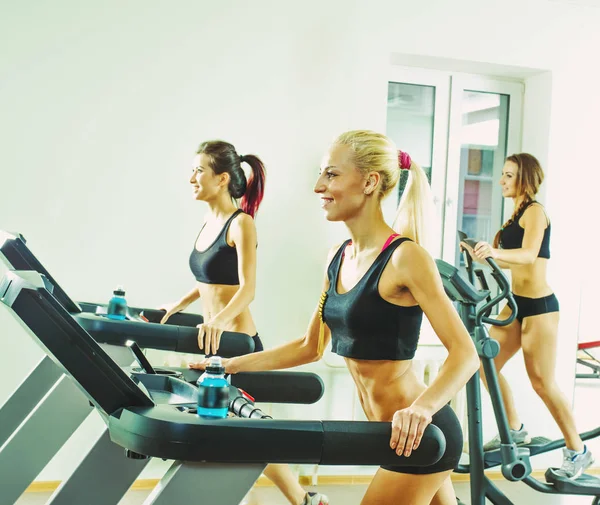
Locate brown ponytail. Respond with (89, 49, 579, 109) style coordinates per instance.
(493, 197, 532, 248)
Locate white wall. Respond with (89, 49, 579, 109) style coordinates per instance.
(1, 0, 600, 481)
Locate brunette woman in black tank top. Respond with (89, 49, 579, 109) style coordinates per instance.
(159, 141, 327, 505)
(461, 153, 593, 478)
(193, 131, 479, 505)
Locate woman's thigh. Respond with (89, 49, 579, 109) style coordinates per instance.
(488, 304, 522, 371)
(521, 311, 560, 384)
(361, 468, 452, 505)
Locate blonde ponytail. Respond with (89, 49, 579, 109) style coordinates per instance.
(332, 130, 435, 252)
(393, 160, 436, 253)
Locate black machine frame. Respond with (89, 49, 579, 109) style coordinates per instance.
(443, 232, 600, 505)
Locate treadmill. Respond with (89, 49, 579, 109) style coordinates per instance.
(0, 269, 448, 505)
(0, 231, 321, 504)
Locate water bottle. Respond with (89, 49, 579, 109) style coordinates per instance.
(107, 285, 127, 320)
(196, 356, 229, 419)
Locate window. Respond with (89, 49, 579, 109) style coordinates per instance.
(386, 68, 523, 266)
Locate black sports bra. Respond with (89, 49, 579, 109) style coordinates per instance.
(322, 237, 423, 361)
(500, 201, 551, 259)
(189, 210, 243, 285)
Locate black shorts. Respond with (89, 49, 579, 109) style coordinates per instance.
(381, 404, 463, 475)
(513, 293, 559, 324)
(251, 334, 264, 352)
(205, 333, 263, 358)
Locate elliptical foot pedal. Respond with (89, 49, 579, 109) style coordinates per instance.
(545, 468, 600, 496)
(483, 436, 552, 468)
(525, 436, 553, 456)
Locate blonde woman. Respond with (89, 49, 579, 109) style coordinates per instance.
(192, 131, 479, 505)
(461, 153, 593, 479)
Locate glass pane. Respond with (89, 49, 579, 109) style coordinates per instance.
(455, 91, 509, 269)
(386, 82, 435, 201)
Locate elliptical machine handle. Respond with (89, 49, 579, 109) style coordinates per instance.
(477, 258, 517, 327)
(485, 258, 508, 290)
(474, 269, 493, 318)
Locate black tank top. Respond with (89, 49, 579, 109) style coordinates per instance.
(189, 210, 243, 285)
(500, 201, 550, 259)
(322, 238, 423, 361)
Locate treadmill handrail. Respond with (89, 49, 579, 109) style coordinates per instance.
(74, 313, 254, 357)
(77, 302, 205, 327)
(108, 405, 447, 467)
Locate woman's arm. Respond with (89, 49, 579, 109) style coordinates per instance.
(159, 286, 200, 324)
(389, 243, 479, 457)
(461, 241, 511, 269)
(399, 243, 479, 414)
(226, 303, 330, 373)
(492, 257, 512, 269)
(208, 214, 257, 327)
(180, 287, 201, 305)
(474, 205, 548, 265)
(227, 245, 340, 373)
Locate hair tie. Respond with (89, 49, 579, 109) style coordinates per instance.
(239, 154, 246, 164)
(398, 151, 412, 170)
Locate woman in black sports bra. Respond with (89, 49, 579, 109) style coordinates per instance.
(160, 140, 328, 505)
(193, 131, 479, 505)
(461, 153, 593, 478)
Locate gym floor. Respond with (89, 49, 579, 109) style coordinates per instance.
(16, 378, 599, 505)
(13, 480, 596, 505)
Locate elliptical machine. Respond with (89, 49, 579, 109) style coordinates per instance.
(437, 239, 600, 504)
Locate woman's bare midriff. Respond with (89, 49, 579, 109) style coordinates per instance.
(196, 282, 257, 335)
(345, 357, 426, 422)
(509, 258, 553, 298)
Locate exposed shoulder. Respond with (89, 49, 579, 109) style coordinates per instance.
(230, 212, 255, 231)
(389, 239, 437, 281)
(229, 212, 256, 244)
(390, 238, 429, 265)
(522, 202, 549, 227)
